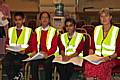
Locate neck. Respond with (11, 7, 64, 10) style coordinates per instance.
(68, 31, 74, 37)
(103, 24, 111, 32)
(16, 26, 22, 30)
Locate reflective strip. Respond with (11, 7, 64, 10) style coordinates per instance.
(94, 25, 102, 44)
(117, 57, 120, 59)
(79, 52, 83, 57)
(21, 44, 29, 49)
(102, 44, 115, 50)
(95, 50, 102, 56)
(46, 27, 56, 49)
(95, 45, 101, 49)
(111, 27, 118, 46)
(35, 27, 42, 45)
(102, 50, 115, 57)
(74, 33, 83, 49)
(24, 28, 30, 45)
(61, 33, 67, 47)
(9, 43, 17, 46)
(9, 27, 16, 45)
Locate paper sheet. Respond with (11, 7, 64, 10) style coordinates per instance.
(53, 55, 83, 67)
(83, 55, 104, 65)
(22, 52, 44, 61)
(6, 45, 22, 52)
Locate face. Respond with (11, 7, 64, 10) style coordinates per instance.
(14, 16, 25, 28)
(100, 12, 112, 25)
(41, 13, 50, 27)
(65, 22, 75, 34)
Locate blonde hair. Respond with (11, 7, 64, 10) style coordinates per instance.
(99, 8, 111, 16)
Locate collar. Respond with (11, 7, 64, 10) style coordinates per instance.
(68, 31, 76, 38)
(16, 25, 24, 30)
(42, 25, 50, 31)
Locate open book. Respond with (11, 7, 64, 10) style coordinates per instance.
(6, 45, 22, 52)
(53, 55, 83, 67)
(83, 55, 104, 65)
(22, 52, 44, 61)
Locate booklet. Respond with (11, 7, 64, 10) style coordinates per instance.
(22, 52, 45, 61)
(6, 45, 22, 52)
(53, 55, 83, 67)
(83, 54, 104, 65)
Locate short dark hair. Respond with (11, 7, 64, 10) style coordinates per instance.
(14, 12, 24, 19)
(65, 18, 76, 26)
(39, 11, 50, 20)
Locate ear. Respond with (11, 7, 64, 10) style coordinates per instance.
(75, 25, 76, 29)
(22, 18, 25, 23)
(110, 16, 112, 20)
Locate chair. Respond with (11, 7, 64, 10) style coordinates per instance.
(91, 21, 101, 27)
(71, 33, 91, 80)
(24, 62, 31, 80)
(112, 60, 120, 80)
(82, 25, 94, 36)
(76, 20, 85, 28)
(24, 61, 59, 80)
(76, 28, 87, 33)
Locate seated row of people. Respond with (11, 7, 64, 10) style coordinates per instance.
(2, 8, 120, 80)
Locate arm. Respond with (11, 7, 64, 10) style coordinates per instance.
(89, 32, 95, 55)
(25, 32, 38, 57)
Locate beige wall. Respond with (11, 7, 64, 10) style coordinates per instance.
(6, 0, 38, 12)
(6, 0, 76, 12)
(79, 0, 120, 12)
(5, 0, 120, 14)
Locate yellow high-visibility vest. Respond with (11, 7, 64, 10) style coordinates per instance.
(61, 32, 83, 57)
(8, 26, 32, 50)
(35, 26, 57, 54)
(94, 25, 119, 57)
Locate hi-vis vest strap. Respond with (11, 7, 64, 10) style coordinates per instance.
(35, 26, 56, 52)
(8, 27, 32, 49)
(61, 32, 83, 57)
(94, 25, 119, 57)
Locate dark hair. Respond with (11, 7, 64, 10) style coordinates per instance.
(65, 18, 76, 26)
(14, 12, 25, 19)
(39, 11, 50, 20)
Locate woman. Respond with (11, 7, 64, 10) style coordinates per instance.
(85, 8, 120, 80)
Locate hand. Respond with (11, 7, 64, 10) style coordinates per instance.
(2, 16, 7, 20)
(42, 51, 48, 59)
(29, 52, 36, 58)
(100, 56, 110, 62)
(89, 49, 94, 55)
(19, 50, 25, 54)
(62, 56, 70, 62)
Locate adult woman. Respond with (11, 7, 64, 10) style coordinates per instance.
(85, 8, 120, 80)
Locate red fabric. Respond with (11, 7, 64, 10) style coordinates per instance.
(85, 61, 116, 80)
(59, 36, 84, 55)
(85, 29, 120, 80)
(40, 30, 58, 56)
(5, 28, 38, 53)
